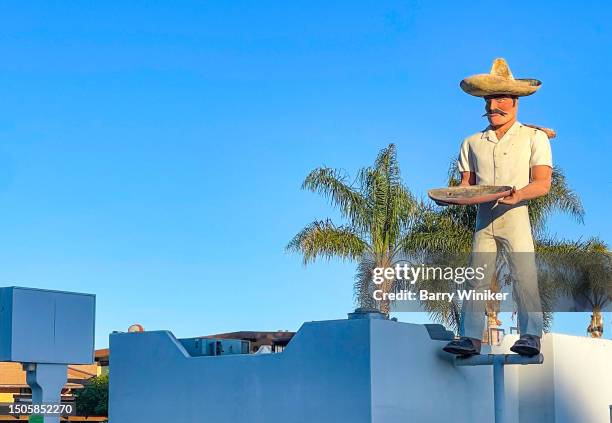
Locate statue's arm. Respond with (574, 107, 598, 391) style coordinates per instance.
(457, 138, 476, 186)
(498, 165, 552, 204)
(459, 171, 476, 186)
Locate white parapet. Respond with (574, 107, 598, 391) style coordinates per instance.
(109, 318, 612, 423)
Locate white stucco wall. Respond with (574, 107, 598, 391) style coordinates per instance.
(109, 319, 612, 423)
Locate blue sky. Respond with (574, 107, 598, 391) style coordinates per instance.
(0, 1, 610, 347)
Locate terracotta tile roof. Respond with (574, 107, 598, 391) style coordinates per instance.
(0, 363, 98, 388)
(0, 363, 25, 385)
(94, 349, 109, 360)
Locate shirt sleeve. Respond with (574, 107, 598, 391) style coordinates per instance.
(457, 138, 472, 173)
(530, 130, 553, 168)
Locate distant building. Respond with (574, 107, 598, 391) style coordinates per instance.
(95, 348, 110, 373)
(0, 349, 109, 422)
(203, 330, 295, 353)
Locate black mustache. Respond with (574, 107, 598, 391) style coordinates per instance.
(482, 108, 508, 117)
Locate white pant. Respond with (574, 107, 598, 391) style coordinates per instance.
(459, 202, 543, 340)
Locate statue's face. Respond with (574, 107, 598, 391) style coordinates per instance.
(484, 95, 518, 127)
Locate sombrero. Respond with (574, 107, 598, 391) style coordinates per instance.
(460, 58, 541, 97)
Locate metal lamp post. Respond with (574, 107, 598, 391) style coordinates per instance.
(455, 353, 544, 423)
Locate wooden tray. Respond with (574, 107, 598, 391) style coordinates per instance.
(428, 185, 513, 206)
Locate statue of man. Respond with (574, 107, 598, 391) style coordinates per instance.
(443, 58, 553, 356)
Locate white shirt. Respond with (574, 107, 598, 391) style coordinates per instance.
(457, 121, 553, 190)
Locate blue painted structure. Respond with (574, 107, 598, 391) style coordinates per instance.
(110, 317, 494, 422)
(0, 287, 95, 423)
(0, 287, 95, 364)
(110, 316, 612, 422)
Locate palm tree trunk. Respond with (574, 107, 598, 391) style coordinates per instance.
(376, 255, 394, 316)
(483, 272, 502, 344)
(587, 306, 603, 338)
(379, 278, 392, 316)
(483, 310, 502, 345)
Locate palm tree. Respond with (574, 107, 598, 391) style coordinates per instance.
(286, 144, 417, 315)
(538, 238, 611, 338)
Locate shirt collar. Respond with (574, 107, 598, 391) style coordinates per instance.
(482, 121, 522, 143)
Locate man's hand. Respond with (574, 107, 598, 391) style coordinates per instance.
(498, 187, 522, 205)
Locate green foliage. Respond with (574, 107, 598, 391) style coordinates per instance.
(286, 219, 367, 265)
(75, 373, 108, 417)
(529, 168, 584, 236)
(287, 144, 418, 313)
(538, 237, 611, 311)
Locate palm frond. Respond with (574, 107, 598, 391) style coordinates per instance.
(529, 167, 584, 236)
(302, 167, 370, 232)
(286, 219, 368, 265)
(400, 204, 473, 254)
(536, 237, 611, 310)
(360, 144, 417, 255)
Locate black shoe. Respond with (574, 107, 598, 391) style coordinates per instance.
(443, 337, 482, 356)
(510, 334, 541, 356)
